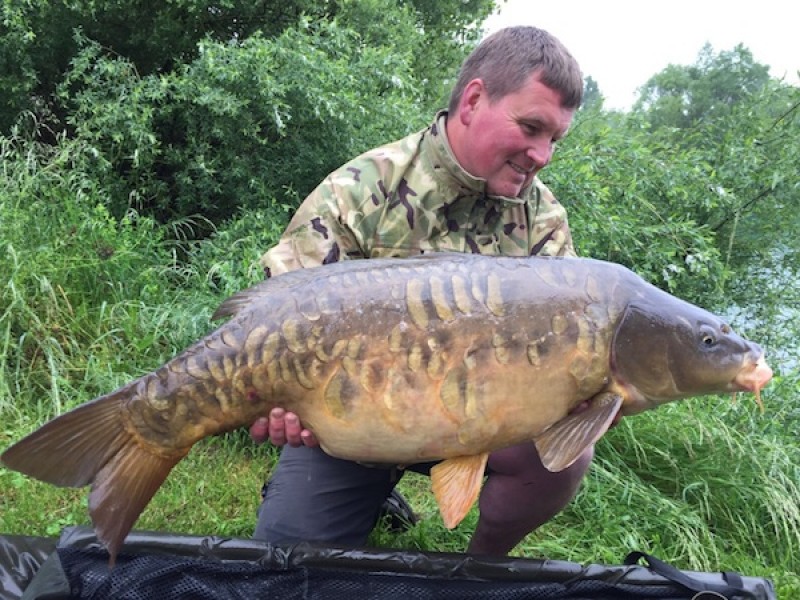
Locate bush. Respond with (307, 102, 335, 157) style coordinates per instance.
(546, 109, 725, 305)
(56, 18, 426, 227)
(0, 131, 196, 419)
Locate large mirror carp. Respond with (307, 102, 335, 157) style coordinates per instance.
(1, 254, 772, 564)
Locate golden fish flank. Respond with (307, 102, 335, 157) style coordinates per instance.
(1, 253, 773, 565)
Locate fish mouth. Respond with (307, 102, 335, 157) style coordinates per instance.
(731, 355, 773, 412)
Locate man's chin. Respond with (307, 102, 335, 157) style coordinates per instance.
(487, 182, 526, 198)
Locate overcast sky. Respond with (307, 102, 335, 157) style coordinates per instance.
(484, 0, 800, 110)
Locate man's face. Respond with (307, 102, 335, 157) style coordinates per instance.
(453, 72, 575, 198)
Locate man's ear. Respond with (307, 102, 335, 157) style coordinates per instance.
(458, 79, 486, 126)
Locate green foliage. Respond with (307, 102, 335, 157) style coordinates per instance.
(0, 0, 327, 131)
(54, 18, 425, 224)
(635, 44, 772, 129)
(545, 48, 799, 304)
(0, 133, 158, 311)
(633, 44, 800, 276)
(0, 0, 492, 133)
(399, 0, 494, 108)
(704, 85, 800, 271)
(594, 402, 800, 569)
(188, 205, 292, 296)
(0, 2, 38, 132)
(726, 247, 800, 387)
(581, 76, 603, 111)
(1, 0, 493, 227)
(0, 130, 212, 422)
(546, 109, 725, 303)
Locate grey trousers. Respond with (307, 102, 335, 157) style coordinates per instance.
(254, 445, 433, 545)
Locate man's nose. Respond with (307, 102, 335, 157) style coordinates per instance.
(526, 142, 553, 169)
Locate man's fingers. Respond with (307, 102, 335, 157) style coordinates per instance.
(301, 429, 320, 448)
(250, 416, 270, 444)
(268, 407, 288, 446)
(283, 412, 303, 447)
(250, 407, 319, 447)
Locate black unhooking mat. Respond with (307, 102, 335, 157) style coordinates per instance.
(0, 526, 776, 600)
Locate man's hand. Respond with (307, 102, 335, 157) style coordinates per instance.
(250, 408, 319, 447)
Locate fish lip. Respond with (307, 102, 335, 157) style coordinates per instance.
(731, 355, 773, 393)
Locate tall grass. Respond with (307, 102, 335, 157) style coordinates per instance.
(0, 131, 221, 421)
(1, 132, 798, 597)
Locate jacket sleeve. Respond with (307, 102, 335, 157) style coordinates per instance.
(529, 179, 578, 258)
(259, 178, 368, 277)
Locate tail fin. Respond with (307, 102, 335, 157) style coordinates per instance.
(1, 387, 186, 565)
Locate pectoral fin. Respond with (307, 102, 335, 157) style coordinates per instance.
(534, 392, 623, 473)
(430, 453, 489, 529)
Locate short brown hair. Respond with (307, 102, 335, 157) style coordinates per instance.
(448, 26, 583, 113)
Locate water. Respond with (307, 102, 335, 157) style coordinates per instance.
(724, 247, 799, 376)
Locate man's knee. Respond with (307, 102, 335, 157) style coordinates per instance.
(253, 445, 398, 545)
(487, 442, 593, 482)
(479, 443, 594, 524)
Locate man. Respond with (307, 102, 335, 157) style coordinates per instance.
(251, 25, 587, 556)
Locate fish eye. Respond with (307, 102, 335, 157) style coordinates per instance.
(698, 324, 719, 348)
(701, 333, 716, 347)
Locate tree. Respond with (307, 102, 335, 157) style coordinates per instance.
(0, 2, 282, 132)
(543, 44, 798, 302)
(545, 108, 725, 304)
(400, 0, 495, 108)
(634, 43, 771, 130)
(0, 0, 494, 226)
(633, 45, 799, 274)
(0, 0, 493, 136)
(29, 1, 493, 227)
(581, 76, 604, 111)
(707, 83, 800, 271)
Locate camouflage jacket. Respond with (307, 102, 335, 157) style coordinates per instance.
(261, 112, 575, 276)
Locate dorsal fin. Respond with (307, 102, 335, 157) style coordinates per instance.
(211, 252, 480, 320)
(212, 280, 276, 320)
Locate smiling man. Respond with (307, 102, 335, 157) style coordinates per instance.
(251, 26, 587, 556)
(446, 48, 575, 200)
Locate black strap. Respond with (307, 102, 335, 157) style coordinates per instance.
(624, 551, 755, 599)
(723, 571, 745, 589)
